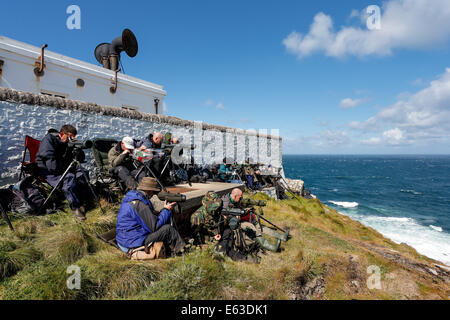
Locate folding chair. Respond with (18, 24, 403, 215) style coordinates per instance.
(19, 135, 41, 181)
(91, 138, 126, 195)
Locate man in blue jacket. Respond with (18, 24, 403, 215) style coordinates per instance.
(116, 177, 186, 257)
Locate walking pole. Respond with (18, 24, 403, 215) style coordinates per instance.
(0, 203, 14, 231)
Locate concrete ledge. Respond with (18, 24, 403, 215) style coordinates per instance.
(0, 87, 282, 141)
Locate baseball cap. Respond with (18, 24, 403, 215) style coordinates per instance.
(122, 136, 135, 150)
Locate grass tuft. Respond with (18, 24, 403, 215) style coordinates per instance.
(138, 247, 229, 300)
(0, 247, 43, 281)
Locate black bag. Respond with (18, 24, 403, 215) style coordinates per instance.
(0, 188, 14, 211)
(9, 177, 54, 215)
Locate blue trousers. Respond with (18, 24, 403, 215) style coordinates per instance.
(44, 168, 90, 210)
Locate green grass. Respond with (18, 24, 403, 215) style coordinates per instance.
(0, 191, 448, 300)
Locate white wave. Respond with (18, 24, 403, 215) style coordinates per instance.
(400, 189, 421, 195)
(329, 201, 359, 208)
(337, 211, 450, 266)
(372, 217, 412, 222)
(430, 225, 443, 232)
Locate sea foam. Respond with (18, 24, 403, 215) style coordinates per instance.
(329, 201, 359, 208)
(430, 225, 443, 232)
(338, 212, 450, 266)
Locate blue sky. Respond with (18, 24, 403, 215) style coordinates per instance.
(2, 0, 450, 154)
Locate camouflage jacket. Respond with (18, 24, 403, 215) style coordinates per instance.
(191, 191, 223, 235)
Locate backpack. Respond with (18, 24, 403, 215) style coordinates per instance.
(9, 176, 53, 215)
(215, 221, 261, 262)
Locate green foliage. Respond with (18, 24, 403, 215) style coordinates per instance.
(140, 248, 229, 300)
(0, 247, 42, 281)
(0, 190, 447, 300)
(78, 250, 161, 299)
(0, 240, 17, 252)
(1, 260, 95, 300)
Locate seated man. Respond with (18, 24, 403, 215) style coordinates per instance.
(108, 136, 146, 190)
(218, 158, 232, 182)
(116, 177, 186, 258)
(190, 191, 223, 244)
(141, 132, 179, 183)
(36, 124, 90, 220)
(221, 187, 244, 211)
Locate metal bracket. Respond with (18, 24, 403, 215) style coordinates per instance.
(34, 44, 48, 77)
(110, 68, 121, 94)
(154, 98, 160, 114)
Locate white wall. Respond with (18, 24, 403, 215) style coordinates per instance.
(0, 100, 283, 185)
(0, 36, 166, 114)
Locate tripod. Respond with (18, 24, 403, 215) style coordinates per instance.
(160, 154, 192, 187)
(37, 159, 105, 215)
(133, 158, 168, 192)
(0, 203, 14, 231)
(275, 169, 298, 200)
(229, 168, 242, 181)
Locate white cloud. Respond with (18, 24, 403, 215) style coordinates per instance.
(340, 97, 368, 109)
(383, 128, 405, 144)
(361, 137, 382, 145)
(204, 99, 225, 110)
(356, 67, 450, 146)
(283, 0, 450, 59)
(319, 130, 349, 145)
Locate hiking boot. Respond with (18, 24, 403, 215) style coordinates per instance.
(79, 206, 86, 215)
(73, 208, 86, 221)
(255, 236, 280, 252)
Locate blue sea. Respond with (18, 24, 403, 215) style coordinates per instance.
(283, 155, 450, 266)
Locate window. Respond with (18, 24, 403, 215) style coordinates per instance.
(40, 90, 67, 99)
(121, 105, 139, 111)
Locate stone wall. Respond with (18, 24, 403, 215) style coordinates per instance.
(0, 88, 283, 185)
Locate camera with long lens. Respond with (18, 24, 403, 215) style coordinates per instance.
(242, 198, 267, 207)
(67, 140, 93, 162)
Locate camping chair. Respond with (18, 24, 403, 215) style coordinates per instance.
(91, 138, 126, 198)
(19, 135, 41, 181)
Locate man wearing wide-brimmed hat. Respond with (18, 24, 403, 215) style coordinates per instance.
(116, 177, 186, 257)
